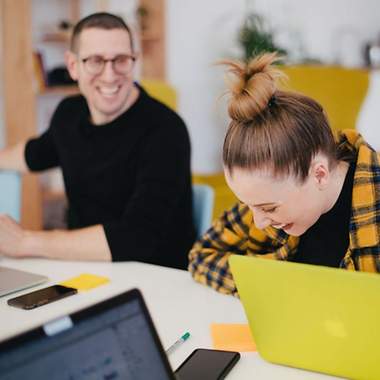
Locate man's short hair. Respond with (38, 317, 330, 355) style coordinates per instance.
(70, 12, 134, 53)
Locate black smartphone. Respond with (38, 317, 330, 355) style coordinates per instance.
(7, 285, 78, 310)
(174, 348, 240, 380)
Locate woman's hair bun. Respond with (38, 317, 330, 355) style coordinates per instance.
(222, 52, 285, 123)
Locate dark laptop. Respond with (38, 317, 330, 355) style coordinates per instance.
(0, 288, 175, 380)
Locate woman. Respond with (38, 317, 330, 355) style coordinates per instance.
(189, 53, 380, 296)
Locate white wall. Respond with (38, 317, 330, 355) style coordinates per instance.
(167, 0, 246, 173)
(251, 0, 380, 67)
(167, 0, 380, 173)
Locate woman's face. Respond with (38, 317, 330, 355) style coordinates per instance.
(225, 162, 330, 237)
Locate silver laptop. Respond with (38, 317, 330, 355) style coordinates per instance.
(0, 266, 48, 297)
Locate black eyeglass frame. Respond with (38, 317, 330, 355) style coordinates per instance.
(80, 54, 137, 75)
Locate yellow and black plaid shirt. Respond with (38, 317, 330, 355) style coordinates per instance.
(188, 130, 380, 296)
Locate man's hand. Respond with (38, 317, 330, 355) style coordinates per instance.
(0, 141, 29, 172)
(0, 214, 29, 257)
(0, 217, 112, 262)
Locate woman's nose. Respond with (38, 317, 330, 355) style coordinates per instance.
(253, 209, 271, 230)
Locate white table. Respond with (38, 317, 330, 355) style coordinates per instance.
(0, 257, 340, 380)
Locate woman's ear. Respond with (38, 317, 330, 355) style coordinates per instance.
(64, 51, 79, 81)
(310, 157, 330, 190)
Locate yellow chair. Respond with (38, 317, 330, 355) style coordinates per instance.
(140, 79, 177, 110)
(281, 66, 369, 133)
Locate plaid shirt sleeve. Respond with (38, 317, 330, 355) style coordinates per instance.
(188, 202, 276, 296)
(338, 130, 380, 272)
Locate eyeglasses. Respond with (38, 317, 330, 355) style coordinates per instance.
(80, 54, 136, 75)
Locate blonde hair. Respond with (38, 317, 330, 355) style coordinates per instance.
(222, 53, 341, 182)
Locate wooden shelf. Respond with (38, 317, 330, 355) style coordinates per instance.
(42, 31, 71, 44)
(141, 33, 161, 42)
(38, 85, 79, 96)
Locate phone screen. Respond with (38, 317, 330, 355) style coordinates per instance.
(174, 349, 240, 380)
(7, 285, 77, 310)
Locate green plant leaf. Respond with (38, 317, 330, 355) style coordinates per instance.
(238, 13, 287, 61)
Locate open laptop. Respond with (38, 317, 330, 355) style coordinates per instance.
(0, 288, 176, 380)
(229, 255, 380, 380)
(0, 266, 48, 297)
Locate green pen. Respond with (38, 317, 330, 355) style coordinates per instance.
(165, 332, 191, 355)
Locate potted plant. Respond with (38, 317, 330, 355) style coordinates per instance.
(238, 13, 286, 61)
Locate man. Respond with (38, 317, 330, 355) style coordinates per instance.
(0, 13, 195, 269)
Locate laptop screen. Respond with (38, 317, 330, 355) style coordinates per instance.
(0, 289, 174, 380)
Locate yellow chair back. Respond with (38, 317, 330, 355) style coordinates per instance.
(140, 79, 177, 110)
(281, 66, 369, 132)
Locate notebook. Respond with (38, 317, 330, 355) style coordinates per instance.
(0, 288, 175, 380)
(229, 255, 380, 380)
(0, 266, 48, 297)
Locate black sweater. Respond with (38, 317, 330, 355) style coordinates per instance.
(292, 161, 355, 267)
(25, 86, 195, 269)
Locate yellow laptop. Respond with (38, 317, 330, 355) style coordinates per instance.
(229, 255, 380, 380)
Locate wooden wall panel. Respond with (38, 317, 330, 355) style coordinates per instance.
(1, 0, 42, 229)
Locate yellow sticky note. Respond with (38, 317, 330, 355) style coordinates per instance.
(210, 323, 256, 352)
(59, 273, 109, 292)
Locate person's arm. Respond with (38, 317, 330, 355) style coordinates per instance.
(1, 98, 64, 173)
(0, 141, 29, 172)
(0, 214, 111, 261)
(188, 203, 272, 296)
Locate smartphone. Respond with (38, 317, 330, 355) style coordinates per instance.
(174, 348, 240, 380)
(7, 285, 77, 310)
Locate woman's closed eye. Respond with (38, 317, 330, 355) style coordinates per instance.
(262, 207, 277, 213)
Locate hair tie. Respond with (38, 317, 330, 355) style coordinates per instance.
(268, 96, 276, 108)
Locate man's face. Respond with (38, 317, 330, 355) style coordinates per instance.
(225, 165, 328, 237)
(66, 28, 137, 124)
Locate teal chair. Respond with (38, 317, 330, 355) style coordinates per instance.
(192, 184, 214, 239)
(0, 171, 21, 222)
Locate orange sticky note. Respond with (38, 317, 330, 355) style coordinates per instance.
(210, 323, 256, 352)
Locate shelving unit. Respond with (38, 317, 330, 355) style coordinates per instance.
(38, 85, 79, 96)
(41, 32, 72, 44)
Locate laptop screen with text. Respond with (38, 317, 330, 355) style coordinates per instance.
(0, 289, 174, 380)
